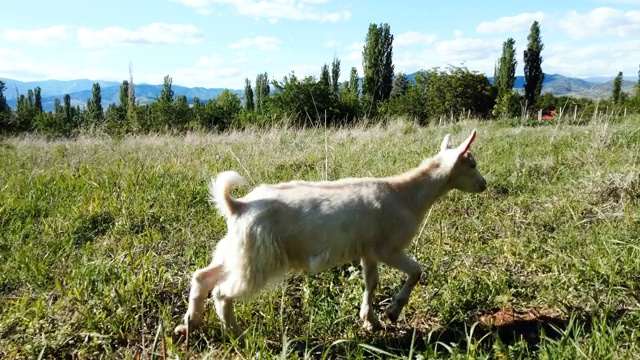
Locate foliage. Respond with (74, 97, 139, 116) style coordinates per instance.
(362, 22, 394, 113)
(382, 65, 496, 124)
(0, 80, 12, 132)
(255, 72, 270, 113)
(493, 38, 518, 118)
(524, 21, 545, 112)
(612, 71, 623, 105)
(390, 71, 409, 98)
(244, 78, 255, 111)
(268, 71, 341, 126)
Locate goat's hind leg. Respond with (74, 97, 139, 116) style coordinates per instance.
(214, 294, 242, 338)
(174, 262, 225, 336)
(359, 255, 382, 331)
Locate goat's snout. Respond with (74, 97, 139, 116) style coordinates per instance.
(477, 177, 487, 192)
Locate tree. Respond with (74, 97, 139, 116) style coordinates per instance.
(331, 57, 341, 94)
(383, 66, 495, 124)
(34, 86, 43, 114)
(244, 78, 255, 111)
(611, 71, 624, 105)
(119, 80, 129, 112)
(214, 89, 242, 129)
(255, 72, 270, 112)
(320, 64, 331, 90)
(0, 81, 11, 131)
(160, 75, 174, 103)
(87, 83, 104, 125)
(349, 67, 360, 97)
(636, 64, 640, 101)
(493, 38, 518, 117)
(390, 72, 409, 97)
(523, 21, 544, 111)
(62, 94, 77, 132)
(362, 23, 394, 110)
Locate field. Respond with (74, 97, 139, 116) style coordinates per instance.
(1, 116, 639, 359)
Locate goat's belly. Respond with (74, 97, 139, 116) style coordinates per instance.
(307, 250, 356, 274)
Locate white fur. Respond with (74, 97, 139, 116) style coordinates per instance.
(175, 129, 487, 338)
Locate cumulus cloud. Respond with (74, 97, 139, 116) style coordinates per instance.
(3, 26, 73, 46)
(77, 23, 203, 48)
(476, 12, 546, 34)
(595, 0, 640, 4)
(436, 38, 502, 61)
(169, 0, 350, 23)
(344, 42, 363, 62)
(560, 7, 640, 40)
(543, 40, 640, 77)
(229, 36, 281, 51)
(395, 31, 436, 47)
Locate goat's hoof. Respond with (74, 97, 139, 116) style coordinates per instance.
(384, 305, 401, 323)
(362, 318, 382, 332)
(174, 324, 189, 336)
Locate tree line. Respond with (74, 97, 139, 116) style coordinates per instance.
(1, 21, 640, 137)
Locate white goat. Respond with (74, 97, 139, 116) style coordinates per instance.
(175, 129, 487, 338)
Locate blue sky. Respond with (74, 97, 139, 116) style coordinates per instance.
(1, 0, 639, 89)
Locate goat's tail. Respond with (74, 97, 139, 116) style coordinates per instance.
(209, 171, 248, 218)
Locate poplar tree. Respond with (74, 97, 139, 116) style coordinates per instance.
(362, 23, 394, 106)
(524, 21, 544, 110)
(494, 38, 517, 117)
(244, 78, 255, 111)
(331, 57, 341, 94)
(349, 67, 359, 96)
(612, 71, 623, 104)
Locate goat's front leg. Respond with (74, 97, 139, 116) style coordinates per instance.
(175, 263, 223, 336)
(359, 256, 381, 331)
(377, 251, 422, 323)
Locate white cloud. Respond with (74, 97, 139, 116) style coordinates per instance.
(476, 12, 546, 34)
(436, 38, 501, 61)
(560, 7, 640, 40)
(453, 29, 463, 38)
(76, 23, 203, 48)
(395, 31, 436, 47)
(3, 26, 73, 46)
(169, 0, 350, 22)
(543, 40, 640, 77)
(229, 36, 280, 51)
(325, 40, 338, 48)
(595, 0, 640, 4)
(344, 42, 363, 62)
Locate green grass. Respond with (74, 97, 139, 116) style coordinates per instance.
(1, 116, 639, 359)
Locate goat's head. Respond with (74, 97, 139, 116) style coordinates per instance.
(439, 129, 487, 193)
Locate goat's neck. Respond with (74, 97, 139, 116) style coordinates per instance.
(387, 158, 451, 219)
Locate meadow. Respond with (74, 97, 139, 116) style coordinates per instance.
(1, 115, 639, 359)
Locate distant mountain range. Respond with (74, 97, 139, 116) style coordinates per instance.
(1, 78, 243, 112)
(1, 73, 637, 112)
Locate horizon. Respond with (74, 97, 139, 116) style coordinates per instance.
(2, 0, 640, 90)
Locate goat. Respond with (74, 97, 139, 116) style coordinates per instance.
(175, 129, 487, 338)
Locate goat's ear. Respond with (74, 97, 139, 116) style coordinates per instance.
(440, 134, 453, 152)
(457, 129, 477, 156)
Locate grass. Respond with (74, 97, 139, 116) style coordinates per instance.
(1, 115, 639, 359)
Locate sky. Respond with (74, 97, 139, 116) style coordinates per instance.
(1, 0, 639, 89)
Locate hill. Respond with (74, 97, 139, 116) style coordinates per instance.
(2, 72, 638, 112)
(1, 78, 243, 111)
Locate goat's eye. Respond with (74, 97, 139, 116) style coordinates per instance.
(470, 164, 476, 169)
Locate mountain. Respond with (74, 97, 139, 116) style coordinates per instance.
(1, 78, 121, 102)
(1, 78, 243, 111)
(485, 73, 636, 99)
(2, 72, 638, 112)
